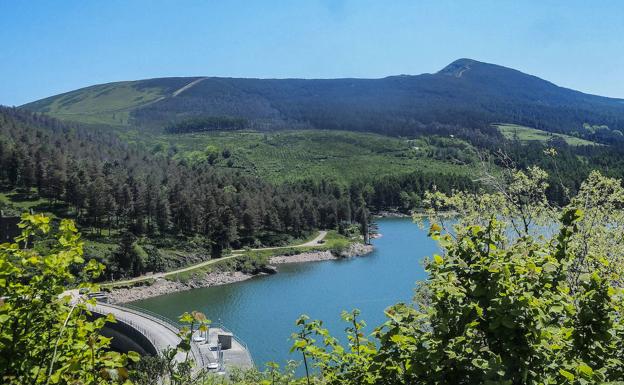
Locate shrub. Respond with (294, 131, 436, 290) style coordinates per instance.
(0, 214, 137, 384)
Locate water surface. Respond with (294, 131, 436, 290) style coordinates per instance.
(131, 218, 438, 369)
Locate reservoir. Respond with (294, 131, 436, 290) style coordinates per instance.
(130, 217, 438, 369)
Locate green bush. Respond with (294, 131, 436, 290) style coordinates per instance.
(0, 214, 137, 384)
(285, 169, 624, 385)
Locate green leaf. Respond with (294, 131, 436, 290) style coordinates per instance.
(559, 369, 574, 382)
(293, 340, 307, 349)
(127, 351, 141, 362)
(577, 363, 593, 376)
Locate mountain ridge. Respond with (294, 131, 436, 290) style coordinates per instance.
(21, 59, 624, 142)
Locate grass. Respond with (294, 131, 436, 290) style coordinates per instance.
(0, 190, 77, 219)
(167, 230, 354, 282)
(24, 82, 165, 126)
(494, 123, 598, 146)
(83, 239, 117, 264)
(0, 191, 48, 215)
(121, 129, 476, 184)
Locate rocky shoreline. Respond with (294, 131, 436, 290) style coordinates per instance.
(105, 271, 254, 304)
(105, 242, 374, 304)
(373, 210, 412, 218)
(270, 242, 373, 264)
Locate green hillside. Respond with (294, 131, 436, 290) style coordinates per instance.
(22, 78, 194, 126)
(123, 129, 477, 183)
(21, 59, 624, 145)
(495, 123, 598, 146)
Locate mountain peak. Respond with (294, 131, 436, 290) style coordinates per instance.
(437, 58, 483, 78)
(21, 59, 624, 136)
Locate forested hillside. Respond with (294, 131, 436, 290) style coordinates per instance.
(22, 59, 624, 144)
(10, 58, 624, 280)
(0, 107, 477, 277)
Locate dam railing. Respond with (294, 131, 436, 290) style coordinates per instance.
(213, 321, 255, 368)
(93, 302, 207, 368)
(121, 303, 253, 367)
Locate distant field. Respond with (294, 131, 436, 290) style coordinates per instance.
(121, 129, 477, 183)
(495, 123, 597, 146)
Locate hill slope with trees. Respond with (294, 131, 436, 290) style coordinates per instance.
(0, 107, 477, 278)
(22, 59, 624, 144)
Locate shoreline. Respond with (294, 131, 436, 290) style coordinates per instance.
(105, 242, 374, 304)
(104, 271, 255, 304)
(373, 210, 411, 218)
(373, 209, 457, 219)
(269, 242, 373, 264)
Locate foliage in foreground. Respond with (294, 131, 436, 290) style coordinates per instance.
(280, 168, 624, 384)
(3, 167, 624, 385)
(0, 214, 137, 384)
(179, 168, 624, 385)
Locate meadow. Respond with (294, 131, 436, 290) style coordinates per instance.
(494, 123, 598, 146)
(121, 129, 477, 184)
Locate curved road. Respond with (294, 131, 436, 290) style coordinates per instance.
(107, 231, 328, 287)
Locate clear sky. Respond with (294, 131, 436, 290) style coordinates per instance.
(2, 0, 624, 106)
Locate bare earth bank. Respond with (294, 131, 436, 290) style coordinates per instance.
(106, 271, 252, 304)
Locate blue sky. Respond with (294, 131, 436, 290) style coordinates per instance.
(1, 0, 624, 105)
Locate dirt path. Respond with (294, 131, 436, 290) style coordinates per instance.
(300, 230, 328, 246)
(105, 231, 328, 287)
(232, 230, 328, 252)
(172, 77, 207, 97)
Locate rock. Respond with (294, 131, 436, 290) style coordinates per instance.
(373, 210, 411, 218)
(260, 264, 278, 274)
(340, 242, 374, 258)
(269, 250, 335, 264)
(106, 271, 254, 304)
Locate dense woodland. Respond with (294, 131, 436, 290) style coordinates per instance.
(54, 59, 624, 143)
(5, 165, 624, 385)
(0, 107, 478, 276)
(165, 116, 249, 134)
(6, 87, 624, 278)
(24, 60, 624, 145)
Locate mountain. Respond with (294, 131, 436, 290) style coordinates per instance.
(21, 59, 624, 142)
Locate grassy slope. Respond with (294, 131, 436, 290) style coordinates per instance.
(0, 191, 123, 266)
(122, 129, 475, 183)
(495, 123, 598, 146)
(23, 82, 166, 126)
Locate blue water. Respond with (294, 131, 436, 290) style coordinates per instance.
(130, 218, 438, 369)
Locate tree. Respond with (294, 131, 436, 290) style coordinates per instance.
(66, 171, 87, 216)
(17, 154, 35, 191)
(0, 214, 137, 384)
(204, 145, 219, 165)
(155, 190, 171, 233)
(86, 177, 107, 234)
(111, 231, 145, 278)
